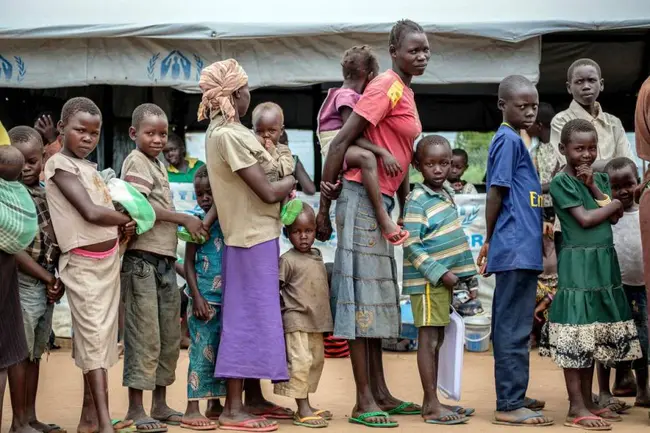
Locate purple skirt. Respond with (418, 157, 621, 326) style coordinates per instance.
(214, 238, 289, 381)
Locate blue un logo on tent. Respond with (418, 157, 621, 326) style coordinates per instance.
(0, 55, 26, 83)
(147, 50, 204, 82)
(459, 204, 479, 227)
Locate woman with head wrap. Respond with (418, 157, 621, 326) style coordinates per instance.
(198, 59, 296, 432)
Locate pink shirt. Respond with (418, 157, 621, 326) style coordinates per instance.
(344, 70, 422, 196)
(317, 88, 361, 133)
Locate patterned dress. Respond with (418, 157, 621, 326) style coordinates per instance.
(185, 217, 226, 400)
(541, 172, 641, 368)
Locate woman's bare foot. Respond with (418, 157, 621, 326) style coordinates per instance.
(565, 407, 609, 429)
(181, 403, 216, 431)
(350, 404, 397, 426)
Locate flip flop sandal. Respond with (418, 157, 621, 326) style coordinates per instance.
(563, 416, 611, 431)
(153, 412, 183, 426)
(450, 406, 475, 417)
(179, 419, 217, 431)
(43, 424, 67, 433)
(280, 199, 303, 226)
(382, 229, 409, 246)
(312, 410, 333, 421)
(348, 411, 398, 428)
(251, 405, 293, 420)
(111, 420, 135, 433)
(590, 408, 621, 422)
(425, 416, 468, 425)
(492, 411, 555, 427)
(292, 416, 328, 428)
(219, 419, 278, 432)
(134, 418, 168, 433)
(386, 401, 421, 415)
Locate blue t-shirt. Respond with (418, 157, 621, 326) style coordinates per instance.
(183, 207, 224, 305)
(486, 124, 543, 273)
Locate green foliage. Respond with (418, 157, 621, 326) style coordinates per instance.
(454, 131, 494, 185)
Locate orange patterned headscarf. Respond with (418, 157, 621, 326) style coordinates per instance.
(636, 76, 650, 161)
(197, 59, 248, 123)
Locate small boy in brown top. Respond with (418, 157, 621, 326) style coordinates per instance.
(120, 103, 207, 431)
(274, 204, 333, 428)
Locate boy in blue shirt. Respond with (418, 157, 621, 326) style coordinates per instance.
(477, 75, 553, 427)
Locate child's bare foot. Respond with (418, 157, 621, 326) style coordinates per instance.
(565, 407, 610, 430)
(595, 392, 630, 414)
(293, 407, 328, 428)
(612, 369, 637, 397)
(125, 408, 166, 432)
(204, 400, 223, 420)
(422, 401, 467, 425)
(181, 402, 216, 431)
(29, 420, 64, 433)
(150, 404, 183, 426)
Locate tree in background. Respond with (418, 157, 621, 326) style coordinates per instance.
(454, 131, 493, 185)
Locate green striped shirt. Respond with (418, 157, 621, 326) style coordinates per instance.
(402, 183, 477, 295)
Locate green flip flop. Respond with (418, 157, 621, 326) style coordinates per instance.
(386, 401, 421, 416)
(348, 411, 398, 428)
(281, 199, 303, 226)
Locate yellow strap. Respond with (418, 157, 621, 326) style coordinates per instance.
(595, 194, 611, 207)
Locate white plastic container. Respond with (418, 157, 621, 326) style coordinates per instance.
(438, 309, 465, 401)
(464, 314, 491, 352)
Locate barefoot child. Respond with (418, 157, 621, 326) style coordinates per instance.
(44, 97, 135, 433)
(274, 204, 333, 428)
(594, 157, 650, 410)
(181, 166, 226, 431)
(318, 45, 408, 245)
(10, 126, 65, 433)
(477, 75, 553, 427)
(252, 102, 302, 225)
(403, 135, 476, 425)
(446, 149, 477, 194)
(120, 103, 207, 432)
(543, 119, 641, 431)
(0, 144, 40, 433)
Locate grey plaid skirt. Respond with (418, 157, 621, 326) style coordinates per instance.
(330, 180, 401, 340)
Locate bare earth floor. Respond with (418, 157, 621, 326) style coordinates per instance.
(2, 349, 649, 432)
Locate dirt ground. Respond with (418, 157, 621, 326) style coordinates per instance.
(3, 348, 649, 432)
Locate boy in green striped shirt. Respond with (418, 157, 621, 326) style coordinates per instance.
(403, 135, 477, 425)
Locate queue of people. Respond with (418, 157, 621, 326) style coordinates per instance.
(3, 16, 650, 433)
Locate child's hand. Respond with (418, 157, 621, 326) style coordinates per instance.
(47, 278, 65, 304)
(441, 271, 459, 290)
(256, 135, 274, 151)
(35, 114, 58, 144)
(320, 181, 342, 201)
(543, 221, 554, 238)
(193, 295, 213, 322)
(477, 242, 491, 276)
(183, 215, 209, 242)
(315, 209, 333, 242)
(534, 297, 551, 323)
(379, 151, 403, 178)
(576, 164, 594, 187)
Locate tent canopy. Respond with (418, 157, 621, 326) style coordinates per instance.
(1, 0, 649, 91)
(3, 0, 650, 42)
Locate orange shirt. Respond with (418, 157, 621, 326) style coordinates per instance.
(344, 69, 422, 196)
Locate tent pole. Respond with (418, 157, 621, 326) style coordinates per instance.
(312, 84, 322, 189)
(102, 85, 114, 171)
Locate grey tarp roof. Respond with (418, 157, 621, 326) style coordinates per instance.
(3, 0, 650, 42)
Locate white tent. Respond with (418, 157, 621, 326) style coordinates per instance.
(3, 0, 649, 91)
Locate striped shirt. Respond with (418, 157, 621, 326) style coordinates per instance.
(402, 183, 477, 295)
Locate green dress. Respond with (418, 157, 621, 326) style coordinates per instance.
(543, 172, 641, 368)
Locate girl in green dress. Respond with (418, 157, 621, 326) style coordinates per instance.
(544, 119, 641, 431)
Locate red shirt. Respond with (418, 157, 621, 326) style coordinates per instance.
(344, 69, 421, 196)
